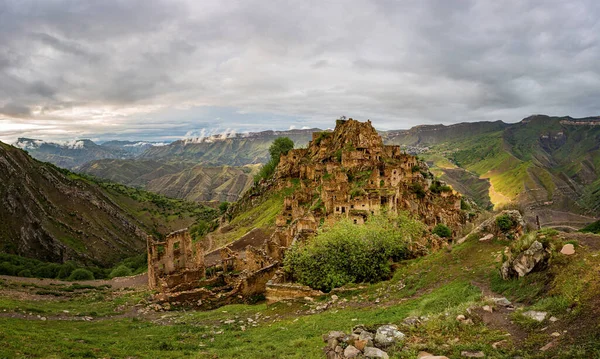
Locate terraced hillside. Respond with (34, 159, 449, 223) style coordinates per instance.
(386, 115, 600, 229)
(80, 159, 259, 203)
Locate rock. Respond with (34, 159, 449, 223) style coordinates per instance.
(418, 352, 450, 359)
(523, 310, 547, 322)
(462, 318, 474, 325)
(402, 316, 420, 326)
(461, 351, 485, 358)
(492, 340, 507, 349)
(374, 324, 405, 347)
(549, 316, 558, 322)
(540, 340, 556, 351)
(482, 305, 493, 313)
(344, 345, 361, 358)
(501, 241, 549, 279)
(331, 294, 339, 302)
(364, 347, 389, 359)
(327, 339, 339, 350)
(224, 319, 236, 324)
(456, 314, 466, 321)
(560, 244, 575, 255)
(551, 332, 561, 337)
(354, 339, 368, 351)
(490, 297, 512, 307)
(323, 331, 347, 342)
(479, 234, 494, 242)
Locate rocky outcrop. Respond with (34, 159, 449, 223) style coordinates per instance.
(459, 210, 526, 244)
(501, 240, 551, 279)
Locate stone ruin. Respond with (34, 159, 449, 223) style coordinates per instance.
(266, 118, 466, 260)
(148, 229, 278, 308)
(148, 119, 468, 306)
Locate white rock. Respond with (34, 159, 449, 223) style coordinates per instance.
(331, 295, 339, 302)
(374, 324, 405, 346)
(523, 310, 547, 322)
(456, 314, 466, 321)
(479, 234, 494, 242)
(482, 305, 493, 313)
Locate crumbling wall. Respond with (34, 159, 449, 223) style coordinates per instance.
(147, 229, 205, 291)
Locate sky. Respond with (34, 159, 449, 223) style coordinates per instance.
(1, 0, 599, 143)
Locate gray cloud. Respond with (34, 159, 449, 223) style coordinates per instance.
(1, 0, 599, 142)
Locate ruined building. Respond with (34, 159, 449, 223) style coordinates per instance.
(266, 118, 466, 260)
(147, 118, 467, 306)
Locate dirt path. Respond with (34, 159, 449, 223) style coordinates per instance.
(470, 280, 529, 347)
(0, 273, 148, 289)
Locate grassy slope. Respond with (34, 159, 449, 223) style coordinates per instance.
(1, 230, 598, 358)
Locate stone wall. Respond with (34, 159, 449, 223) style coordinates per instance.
(147, 229, 205, 291)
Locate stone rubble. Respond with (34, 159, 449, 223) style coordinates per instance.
(322, 324, 405, 359)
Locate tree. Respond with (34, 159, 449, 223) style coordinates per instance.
(268, 137, 294, 164)
(432, 223, 452, 238)
(254, 137, 294, 183)
(218, 201, 230, 214)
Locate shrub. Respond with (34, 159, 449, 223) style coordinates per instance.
(67, 268, 95, 281)
(283, 213, 425, 292)
(496, 214, 514, 232)
(109, 265, 132, 278)
(218, 201, 230, 214)
(410, 183, 426, 199)
(432, 224, 452, 238)
(17, 269, 32, 277)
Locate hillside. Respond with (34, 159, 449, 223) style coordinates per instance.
(387, 116, 600, 229)
(0, 142, 217, 267)
(80, 159, 259, 203)
(1, 228, 599, 358)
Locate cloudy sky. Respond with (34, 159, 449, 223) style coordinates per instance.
(1, 0, 599, 142)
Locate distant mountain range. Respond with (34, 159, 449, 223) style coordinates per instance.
(13, 116, 600, 229)
(14, 138, 168, 169)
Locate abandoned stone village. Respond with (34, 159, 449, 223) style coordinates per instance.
(146, 119, 467, 308)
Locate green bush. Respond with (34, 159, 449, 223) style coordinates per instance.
(283, 213, 425, 292)
(432, 224, 452, 238)
(496, 214, 514, 232)
(67, 268, 95, 281)
(109, 265, 132, 278)
(218, 201, 230, 214)
(580, 220, 600, 234)
(410, 183, 426, 199)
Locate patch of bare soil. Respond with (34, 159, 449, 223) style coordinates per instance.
(470, 280, 529, 346)
(204, 228, 271, 266)
(562, 232, 600, 251)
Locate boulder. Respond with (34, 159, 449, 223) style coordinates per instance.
(374, 324, 405, 347)
(501, 241, 549, 279)
(364, 347, 389, 359)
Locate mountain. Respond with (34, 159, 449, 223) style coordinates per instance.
(14, 138, 167, 169)
(139, 129, 317, 166)
(0, 141, 217, 266)
(80, 159, 259, 203)
(390, 115, 600, 229)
